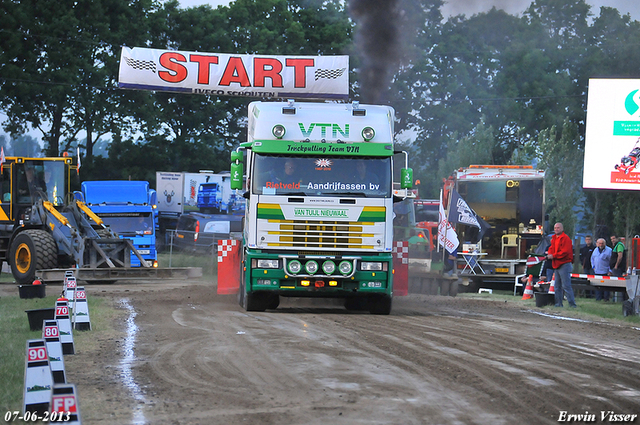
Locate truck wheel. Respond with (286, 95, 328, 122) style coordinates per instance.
(369, 294, 392, 315)
(426, 279, 439, 295)
(439, 280, 450, 296)
(448, 280, 459, 297)
(245, 293, 267, 312)
(408, 277, 421, 294)
(10, 230, 58, 284)
(344, 297, 368, 311)
(238, 256, 246, 308)
(266, 294, 280, 310)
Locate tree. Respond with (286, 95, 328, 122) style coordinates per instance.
(124, 0, 353, 175)
(0, 0, 156, 158)
(536, 119, 584, 237)
(9, 135, 42, 157)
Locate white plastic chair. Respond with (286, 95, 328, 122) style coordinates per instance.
(501, 234, 520, 258)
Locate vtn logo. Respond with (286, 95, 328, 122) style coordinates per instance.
(624, 89, 640, 116)
(299, 123, 349, 139)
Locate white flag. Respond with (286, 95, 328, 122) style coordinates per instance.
(438, 190, 459, 254)
(77, 147, 81, 175)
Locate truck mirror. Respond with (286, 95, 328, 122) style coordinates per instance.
(230, 151, 244, 190)
(231, 151, 243, 163)
(401, 168, 413, 189)
(230, 162, 243, 190)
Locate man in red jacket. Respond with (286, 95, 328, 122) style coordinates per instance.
(547, 222, 577, 308)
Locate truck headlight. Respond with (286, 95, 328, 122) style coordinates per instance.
(256, 259, 280, 269)
(272, 124, 286, 139)
(288, 260, 302, 274)
(322, 260, 336, 275)
(338, 260, 353, 275)
(362, 127, 375, 141)
(305, 260, 319, 274)
(360, 262, 383, 271)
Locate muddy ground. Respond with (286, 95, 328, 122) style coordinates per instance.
(13, 278, 640, 425)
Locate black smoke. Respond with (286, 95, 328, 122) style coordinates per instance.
(348, 0, 402, 104)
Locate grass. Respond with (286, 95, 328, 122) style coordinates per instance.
(158, 250, 218, 278)
(460, 289, 640, 325)
(0, 281, 123, 413)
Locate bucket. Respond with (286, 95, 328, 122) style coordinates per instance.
(18, 284, 47, 299)
(534, 292, 555, 308)
(25, 308, 55, 331)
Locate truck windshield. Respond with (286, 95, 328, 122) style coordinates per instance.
(98, 213, 154, 235)
(252, 154, 392, 197)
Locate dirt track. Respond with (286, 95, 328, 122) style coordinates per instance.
(56, 279, 640, 424)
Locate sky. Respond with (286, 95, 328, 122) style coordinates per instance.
(179, 0, 640, 21)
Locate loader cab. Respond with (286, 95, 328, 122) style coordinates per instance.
(0, 158, 70, 223)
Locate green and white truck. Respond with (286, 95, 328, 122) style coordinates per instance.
(230, 101, 412, 314)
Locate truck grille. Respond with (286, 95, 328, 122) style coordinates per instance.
(255, 203, 386, 250)
(273, 220, 370, 248)
(259, 219, 386, 249)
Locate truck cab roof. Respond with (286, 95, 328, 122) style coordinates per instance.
(82, 180, 150, 205)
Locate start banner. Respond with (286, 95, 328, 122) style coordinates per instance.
(118, 47, 349, 100)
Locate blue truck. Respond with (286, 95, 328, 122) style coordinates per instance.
(196, 182, 222, 213)
(196, 174, 245, 214)
(80, 181, 158, 267)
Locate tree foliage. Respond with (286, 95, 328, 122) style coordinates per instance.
(2, 0, 640, 236)
(536, 119, 584, 237)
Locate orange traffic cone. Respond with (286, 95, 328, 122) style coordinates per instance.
(522, 274, 534, 300)
(548, 273, 555, 295)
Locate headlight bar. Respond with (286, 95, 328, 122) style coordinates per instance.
(282, 256, 360, 278)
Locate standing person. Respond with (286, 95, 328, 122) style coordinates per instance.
(547, 222, 577, 308)
(609, 234, 626, 277)
(580, 235, 596, 298)
(580, 236, 596, 274)
(591, 238, 612, 302)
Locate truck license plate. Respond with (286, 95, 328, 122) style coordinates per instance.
(137, 249, 150, 254)
(495, 267, 509, 273)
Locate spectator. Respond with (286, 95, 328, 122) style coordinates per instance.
(547, 222, 576, 308)
(444, 247, 458, 277)
(580, 235, 596, 298)
(591, 238, 612, 302)
(609, 234, 626, 277)
(580, 236, 596, 274)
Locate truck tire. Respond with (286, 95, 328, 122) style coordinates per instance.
(425, 278, 439, 295)
(408, 277, 422, 294)
(238, 255, 247, 308)
(245, 292, 267, 312)
(369, 294, 392, 315)
(439, 280, 450, 296)
(448, 280, 459, 297)
(344, 297, 368, 311)
(238, 256, 267, 312)
(266, 294, 280, 310)
(10, 230, 58, 284)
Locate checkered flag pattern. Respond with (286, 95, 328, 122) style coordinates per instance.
(125, 56, 157, 73)
(314, 67, 347, 81)
(393, 241, 409, 264)
(217, 239, 238, 262)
